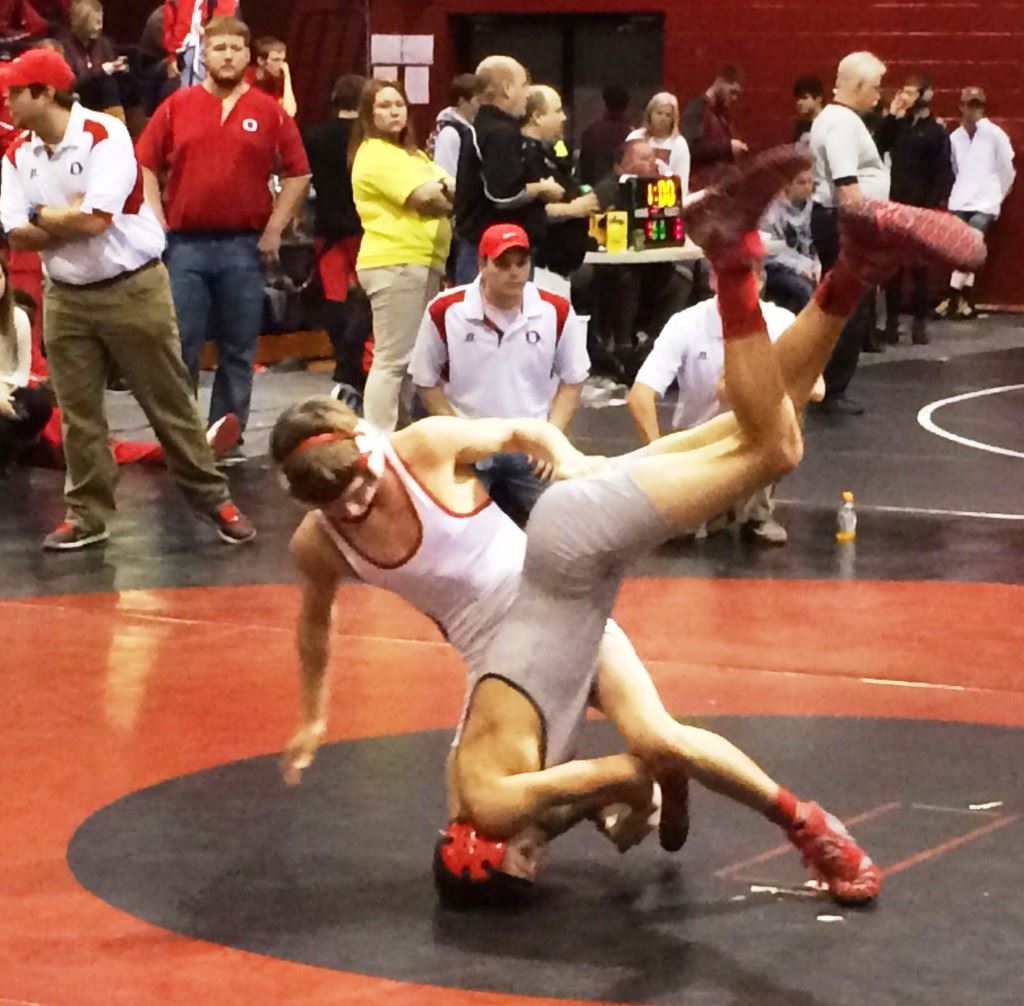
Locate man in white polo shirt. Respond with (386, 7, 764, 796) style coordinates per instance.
(810, 51, 890, 416)
(936, 86, 1016, 320)
(627, 280, 795, 544)
(0, 47, 255, 550)
(411, 222, 589, 525)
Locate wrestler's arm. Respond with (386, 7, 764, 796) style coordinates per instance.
(281, 515, 350, 784)
(408, 415, 596, 480)
(461, 752, 655, 840)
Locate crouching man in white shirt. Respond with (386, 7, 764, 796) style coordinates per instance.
(411, 222, 590, 526)
(627, 276, 799, 545)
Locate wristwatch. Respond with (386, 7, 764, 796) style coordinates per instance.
(27, 205, 41, 227)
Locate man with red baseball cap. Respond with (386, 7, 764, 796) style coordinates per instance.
(0, 45, 256, 550)
(411, 222, 590, 526)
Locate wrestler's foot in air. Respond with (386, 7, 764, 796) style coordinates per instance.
(657, 768, 690, 852)
(838, 198, 987, 286)
(787, 801, 882, 905)
(682, 145, 812, 264)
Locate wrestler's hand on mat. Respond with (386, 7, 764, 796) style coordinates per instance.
(281, 719, 327, 785)
(595, 782, 663, 853)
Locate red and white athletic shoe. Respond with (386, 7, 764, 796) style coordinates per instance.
(682, 145, 812, 265)
(787, 801, 882, 905)
(206, 413, 241, 459)
(838, 198, 986, 287)
(657, 768, 691, 852)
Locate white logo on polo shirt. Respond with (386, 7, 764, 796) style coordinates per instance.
(242, 118, 259, 133)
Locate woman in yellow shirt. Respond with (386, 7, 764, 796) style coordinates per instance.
(350, 79, 453, 431)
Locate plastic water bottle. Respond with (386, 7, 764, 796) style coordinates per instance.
(835, 491, 857, 543)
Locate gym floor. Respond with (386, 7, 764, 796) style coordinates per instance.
(3, 315, 1022, 1005)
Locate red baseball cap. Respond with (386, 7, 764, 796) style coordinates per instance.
(478, 223, 531, 260)
(0, 49, 76, 92)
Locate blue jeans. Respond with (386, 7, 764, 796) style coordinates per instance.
(453, 238, 479, 286)
(474, 452, 548, 528)
(764, 262, 814, 314)
(166, 233, 266, 431)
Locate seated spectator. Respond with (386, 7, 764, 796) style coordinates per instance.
(0, 255, 52, 477)
(428, 73, 483, 180)
(793, 75, 824, 145)
(626, 91, 690, 193)
(761, 167, 820, 314)
(626, 274, 796, 545)
(0, 0, 47, 40)
(303, 73, 368, 396)
(57, 0, 139, 126)
(578, 83, 632, 187)
(682, 65, 748, 189)
(590, 138, 691, 380)
(163, 0, 238, 86)
(520, 83, 599, 297)
(136, 4, 172, 115)
(452, 55, 564, 285)
(247, 36, 296, 116)
(350, 78, 453, 432)
(411, 223, 588, 527)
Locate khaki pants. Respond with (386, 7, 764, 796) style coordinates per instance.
(44, 262, 228, 531)
(357, 264, 442, 432)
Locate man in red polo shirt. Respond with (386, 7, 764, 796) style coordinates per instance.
(137, 15, 310, 455)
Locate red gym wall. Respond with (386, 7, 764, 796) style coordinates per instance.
(112, 1, 1024, 306)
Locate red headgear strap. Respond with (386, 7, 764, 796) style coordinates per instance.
(284, 430, 354, 464)
(438, 823, 507, 881)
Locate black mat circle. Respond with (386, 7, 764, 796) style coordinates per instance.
(68, 717, 1024, 1005)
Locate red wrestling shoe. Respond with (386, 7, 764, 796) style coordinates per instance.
(657, 768, 691, 852)
(682, 145, 812, 266)
(787, 801, 882, 905)
(838, 198, 986, 287)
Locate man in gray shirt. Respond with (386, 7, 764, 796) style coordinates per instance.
(809, 51, 890, 415)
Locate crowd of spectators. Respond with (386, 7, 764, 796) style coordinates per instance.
(0, 9, 1017, 551)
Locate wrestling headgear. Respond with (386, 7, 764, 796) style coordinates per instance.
(432, 823, 534, 910)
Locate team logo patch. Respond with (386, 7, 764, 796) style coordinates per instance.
(70, 162, 83, 175)
(242, 118, 259, 133)
(526, 330, 541, 345)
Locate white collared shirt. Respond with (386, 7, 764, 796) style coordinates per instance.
(410, 278, 590, 419)
(635, 297, 794, 430)
(0, 103, 165, 285)
(949, 118, 1016, 216)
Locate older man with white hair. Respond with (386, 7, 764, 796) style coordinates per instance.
(809, 51, 890, 416)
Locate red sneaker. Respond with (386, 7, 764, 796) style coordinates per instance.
(205, 500, 256, 544)
(787, 801, 882, 905)
(838, 198, 986, 286)
(682, 146, 812, 265)
(657, 768, 690, 852)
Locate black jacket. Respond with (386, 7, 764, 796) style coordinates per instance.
(884, 114, 954, 208)
(454, 104, 546, 245)
(303, 117, 362, 241)
(522, 135, 593, 276)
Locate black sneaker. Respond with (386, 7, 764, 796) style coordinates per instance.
(42, 521, 110, 551)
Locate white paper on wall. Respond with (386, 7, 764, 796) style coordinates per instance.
(370, 34, 402, 64)
(404, 65, 430, 105)
(372, 65, 399, 81)
(401, 35, 434, 65)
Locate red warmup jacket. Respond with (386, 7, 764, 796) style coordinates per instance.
(0, 0, 48, 37)
(162, 0, 238, 57)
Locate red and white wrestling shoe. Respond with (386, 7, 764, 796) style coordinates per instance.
(657, 768, 691, 852)
(682, 145, 812, 265)
(838, 198, 986, 286)
(787, 801, 882, 905)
